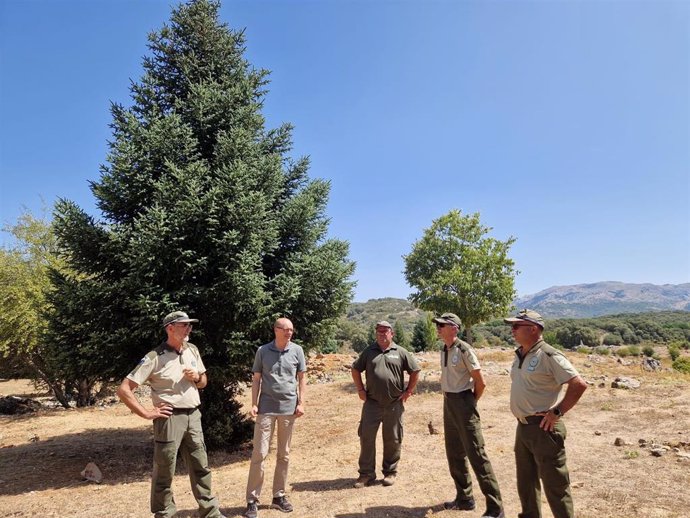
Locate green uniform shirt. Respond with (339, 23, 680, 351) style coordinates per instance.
(440, 337, 481, 393)
(510, 340, 579, 419)
(127, 341, 206, 409)
(352, 343, 421, 405)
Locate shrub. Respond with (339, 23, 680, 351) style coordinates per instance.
(602, 333, 623, 346)
(642, 345, 655, 357)
(672, 357, 690, 374)
(628, 345, 641, 356)
(668, 345, 680, 361)
(616, 346, 631, 357)
(594, 346, 611, 356)
(576, 346, 592, 354)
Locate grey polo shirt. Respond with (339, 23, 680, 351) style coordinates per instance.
(352, 343, 421, 405)
(440, 338, 481, 393)
(510, 340, 579, 419)
(253, 340, 306, 415)
(127, 341, 206, 409)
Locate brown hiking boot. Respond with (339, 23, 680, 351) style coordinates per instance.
(382, 474, 396, 486)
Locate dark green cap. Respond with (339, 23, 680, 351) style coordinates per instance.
(432, 313, 462, 327)
(162, 311, 199, 327)
(504, 309, 544, 329)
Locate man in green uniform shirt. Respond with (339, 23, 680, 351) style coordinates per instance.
(434, 312, 504, 518)
(351, 320, 421, 488)
(505, 309, 587, 518)
(117, 311, 226, 518)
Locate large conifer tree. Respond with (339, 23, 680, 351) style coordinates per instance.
(47, 0, 354, 448)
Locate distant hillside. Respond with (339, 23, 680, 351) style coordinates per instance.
(515, 282, 690, 318)
(346, 297, 425, 332)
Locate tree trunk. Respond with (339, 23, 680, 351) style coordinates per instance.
(465, 325, 473, 346)
(29, 354, 71, 409)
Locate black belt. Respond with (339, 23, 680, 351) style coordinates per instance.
(443, 389, 472, 399)
(517, 415, 544, 425)
(171, 407, 199, 415)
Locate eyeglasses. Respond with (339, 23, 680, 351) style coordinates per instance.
(511, 323, 533, 330)
(174, 322, 193, 329)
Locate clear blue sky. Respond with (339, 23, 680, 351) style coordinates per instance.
(1, 0, 688, 302)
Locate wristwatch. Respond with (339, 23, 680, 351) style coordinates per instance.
(551, 407, 562, 417)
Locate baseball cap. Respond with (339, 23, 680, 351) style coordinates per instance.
(162, 311, 199, 327)
(375, 320, 393, 329)
(432, 313, 462, 327)
(504, 309, 544, 329)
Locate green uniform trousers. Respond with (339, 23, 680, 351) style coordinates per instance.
(358, 398, 404, 476)
(514, 417, 574, 518)
(151, 408, 222, 518)
(443, 391, 503, 514)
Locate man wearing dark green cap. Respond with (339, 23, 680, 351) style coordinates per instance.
(434, 313, 504, 518)
(351, 320, 421, 488)
(117, 311, 226, 518)
(505, 309, 587, 518)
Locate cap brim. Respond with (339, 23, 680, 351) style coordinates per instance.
(504, 317, 543, 328)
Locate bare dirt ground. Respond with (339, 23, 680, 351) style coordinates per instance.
(1, 350, 689, 518)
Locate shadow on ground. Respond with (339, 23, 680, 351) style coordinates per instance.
(335, 503, 445, 517)
(291, 477, 357, 492)
(0, 426, 250, 495)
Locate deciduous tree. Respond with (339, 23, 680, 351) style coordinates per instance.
(404, 210, 516, 343)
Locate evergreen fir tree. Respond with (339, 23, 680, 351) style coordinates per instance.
(47, 0, 354, 448)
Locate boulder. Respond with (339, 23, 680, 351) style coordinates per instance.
(611, 377, 641, 389)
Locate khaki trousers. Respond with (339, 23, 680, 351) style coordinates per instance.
(246, 414, 296, 503)
(443, 391, 503, 514)
(151, 408, 221, 518)
(514, 419, 574, 518)
(358, 398, 404, 477)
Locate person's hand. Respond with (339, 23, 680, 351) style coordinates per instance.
(357, 389, 367, 402)
(251, 405, 259, 418)
(182, 368, 200, 383)
(148, 402, 173, 420)
(295, 403, 305, 418)
(539, 411, 559, 432)
(400, 390, 413, 403)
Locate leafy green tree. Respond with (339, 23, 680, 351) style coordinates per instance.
(46, 0, 354, 448)
(404, 210, 516, 343)
(0, 211, 74, 406)
(411, 314, 438, 352)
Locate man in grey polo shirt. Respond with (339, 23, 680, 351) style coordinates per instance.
(117, 310, 225, 518)
(434, 312, 504, 518)
(505, 309, 587, 518)
(351, 320, 420, 488)
(244, 318, 306, 518)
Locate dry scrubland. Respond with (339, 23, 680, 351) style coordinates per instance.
(1, 349, 689, 518)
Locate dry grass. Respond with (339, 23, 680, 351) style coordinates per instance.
(1, 350, 689, 518)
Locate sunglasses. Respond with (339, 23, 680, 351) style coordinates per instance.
(511, 323, 534, 330)
(435, 323, 448, 328)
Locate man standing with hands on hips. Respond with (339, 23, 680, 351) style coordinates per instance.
(434, 312, 504, 518)
(351, 320, 420, 488)
(117, 310, 225, 518)
(505, 309, 587, 518)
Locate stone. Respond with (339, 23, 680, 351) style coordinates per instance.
(642, 358, 661, 371)
(611, 377, 641, 389)
(81, 462, 103, 483)
(594, 430, 602, 436)
(614, 437, 631, 446)
(650, 448, 666, 457)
